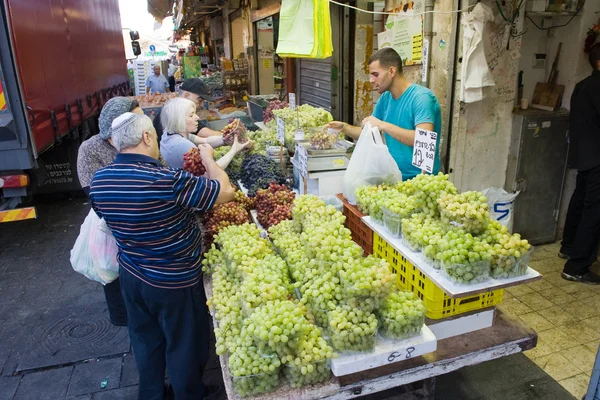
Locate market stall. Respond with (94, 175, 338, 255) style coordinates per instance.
(171, 98, 542, 400)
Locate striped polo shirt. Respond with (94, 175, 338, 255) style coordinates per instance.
(89, 153, 220, 289)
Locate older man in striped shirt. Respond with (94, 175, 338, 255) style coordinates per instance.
(90, 112, 235, 400)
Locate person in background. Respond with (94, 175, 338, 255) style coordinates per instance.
(159, 97, 251, 169)
(146, 64, 169, 94)
(329, 47, 442, 181)
(167, 60, 177, 93)
(76, 97, 142, 327)
(560, 44, 600, 285)
(90, 112, 234, 400)
(153, 78, 222, 143)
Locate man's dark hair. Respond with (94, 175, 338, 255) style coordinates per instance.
(368, 48, 403, 73)
(589, 44, 600, 70)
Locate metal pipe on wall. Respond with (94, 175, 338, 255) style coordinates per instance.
(423, 0, 434, 88)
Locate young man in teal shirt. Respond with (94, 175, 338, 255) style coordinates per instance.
(330, 48, 442, 180)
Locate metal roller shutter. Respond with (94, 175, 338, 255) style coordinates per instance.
(297, 58, 332, 112)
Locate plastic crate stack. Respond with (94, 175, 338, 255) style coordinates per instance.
(372, 233, 504, 319)
(336, 193, 504, 320)
(336, 194, 373, 255)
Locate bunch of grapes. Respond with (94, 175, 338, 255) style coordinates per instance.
(255, 183, 295, 228)
(247, 299, 312, 357)
(438, 191, 491, 234)
(208, 264, 244, 354)
(401, 214, 447, 253)
(263, 100, 288, 123)
(377, 291, 425, 340)
(202, 244, 225, 274)
(214, 223, 274, 268)
(283, 324, 334, 388)
(182, 147, 206, 176)
(481, 220, 532, 278)
(234, 190, 255, 210)
(268, 220, 307, 269)
(241, 154, 288, 196)
(240, 254, 292, 314)
(229, 343, 281, 397)
(327, 305, 378, 352)
(433, 228, 493, 284)
(204, 202, 250, 235)
(292, 195, 326, 228)
(355, 184, 391, 214)
(409, 173, 458, 217)
(339, 256, 396, 311)
(222, 118, 249, 146)
(307, 126, 339, 150)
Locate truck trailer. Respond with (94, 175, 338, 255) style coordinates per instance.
(0, 0, 130, 222)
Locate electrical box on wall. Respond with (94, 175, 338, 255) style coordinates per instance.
(533, 53, 547, 69)
(526, 0, 548, 12)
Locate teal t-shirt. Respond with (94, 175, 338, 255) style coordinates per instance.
(373, 84, 442, 181)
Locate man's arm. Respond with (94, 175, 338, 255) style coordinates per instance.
(384, 121, 434, 146)
(199, 145, 235, 204)
(328, 121, 362, 140)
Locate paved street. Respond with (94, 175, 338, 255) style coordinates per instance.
(0, 195, 577, 400)
(0, 195, 223, 400)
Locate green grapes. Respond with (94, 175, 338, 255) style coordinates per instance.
(410, 173, 458, 217)
(328, 305, 378, 352)
(229, 345, 281, 397)
(438, 191, 491, 234)
(481, 220, 532, 278)
(339, 256, 396, 311)
(377, 291, 425, 340)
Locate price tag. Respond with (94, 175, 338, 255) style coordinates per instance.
(295, 144, 308, 178)
(412, 128, 437, 173)
(387, 347, 416, 363)
(276, 117, 285, 145)
(289, 93, 296, 110)
(294, 128, 305, 141)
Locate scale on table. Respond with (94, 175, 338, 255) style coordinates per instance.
(293, 139, 354, 172)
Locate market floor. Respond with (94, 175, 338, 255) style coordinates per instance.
(0, 195, 590, 399)
(498, 241, 600, 399)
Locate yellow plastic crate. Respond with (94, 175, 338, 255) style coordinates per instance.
(373, 233, 504, 320)
(373, 233, 410, 289)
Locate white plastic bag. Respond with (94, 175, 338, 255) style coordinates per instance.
(343, 123, 403, 204)
(482, 188, 519, 232)
(70, 210, 107, 284)
(90, 216, 119, 284)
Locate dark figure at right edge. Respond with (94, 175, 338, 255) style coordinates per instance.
(560, 43, 600, 284)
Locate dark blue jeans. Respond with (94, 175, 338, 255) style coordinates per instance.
(120, 268, 209, 400)
(562, 164, 600, 276)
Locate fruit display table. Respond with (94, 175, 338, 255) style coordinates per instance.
(362, 216, 542, 298)
(204, 274, 537, 400)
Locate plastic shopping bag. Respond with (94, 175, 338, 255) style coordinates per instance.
(343, 123, 403, 205)
(90, 216, 119, 284)
(482, 188, 519, 232)
(70, 209, 107, 285)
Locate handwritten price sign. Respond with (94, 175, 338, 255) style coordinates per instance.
(412, 128, 437, 173)
(289, 93, 296, 110)
(388, 346, 416, 363)
(276, 117, 285, 145)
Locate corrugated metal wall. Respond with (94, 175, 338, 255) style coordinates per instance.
(297, 58, 332, 111)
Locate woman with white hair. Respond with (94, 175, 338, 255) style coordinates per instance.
(160, 97, 251, 169)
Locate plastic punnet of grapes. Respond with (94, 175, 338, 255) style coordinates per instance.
(283, 359, 331, 388)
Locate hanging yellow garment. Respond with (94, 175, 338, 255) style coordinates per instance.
(276, 0, 333, 59)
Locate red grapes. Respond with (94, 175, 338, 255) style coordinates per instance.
(255, 183, 295, 228)
(182, 148, 206, 176)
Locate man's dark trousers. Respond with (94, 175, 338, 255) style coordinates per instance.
(561, 164, 600, 276)
(120, 267, 210, 400)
